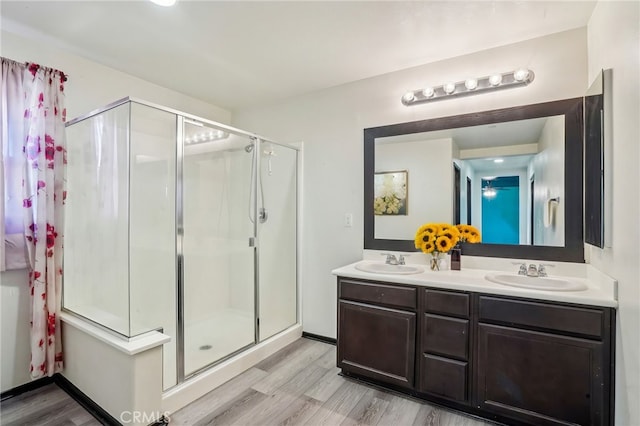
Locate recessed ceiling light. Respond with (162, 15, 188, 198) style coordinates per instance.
(149, 0, 176, 6)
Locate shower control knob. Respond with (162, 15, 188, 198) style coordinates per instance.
(259, 208, 268, 223)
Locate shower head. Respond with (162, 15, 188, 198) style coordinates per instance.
(244, 144, 254, 153)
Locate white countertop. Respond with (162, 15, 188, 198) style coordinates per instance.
(332, 260, 618, 308)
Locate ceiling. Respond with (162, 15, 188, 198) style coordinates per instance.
(0, 1, 597, 111)
(377, 116, 550, 149)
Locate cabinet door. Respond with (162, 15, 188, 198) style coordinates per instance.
(476, 323, 605, 426)
(338, 300, 416, 388)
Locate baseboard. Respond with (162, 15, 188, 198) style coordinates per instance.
(53, 374, 121, 426)
(0, 376, 54, 402)
(302, 332, 336, 345)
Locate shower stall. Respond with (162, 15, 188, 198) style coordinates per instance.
(63, 98, 298, 392)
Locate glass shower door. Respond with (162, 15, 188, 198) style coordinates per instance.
(257, 142, 298, 341)
(182, 120, 255, 376)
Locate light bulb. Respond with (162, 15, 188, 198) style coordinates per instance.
(464, 78, 478, 90)
(149, 0, 177, 6)
(514, 68, 530, 82)
(489, 74, 502, 86)
(443, 83, 456, 94)
(402, 92, 415, 103)
(422, 87, 435, 98)
(483, 188, 497, 198)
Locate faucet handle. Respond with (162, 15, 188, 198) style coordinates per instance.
(512, 262, 527, 275)
(398, 254, 409, 265)
(538, 263, 555, 277)
(381, 253, 398, 265)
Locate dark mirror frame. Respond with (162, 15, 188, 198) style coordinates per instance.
(364, 97, 585, 263)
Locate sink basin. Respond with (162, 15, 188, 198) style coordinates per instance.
(355, 262, 424, 275)
(485, 273, 588, 292)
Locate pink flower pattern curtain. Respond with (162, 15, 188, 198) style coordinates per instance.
(22, 62, 67, 378)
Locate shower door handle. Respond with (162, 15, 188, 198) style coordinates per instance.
(249, 237, 256, 247)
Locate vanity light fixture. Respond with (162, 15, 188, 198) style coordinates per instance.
(401, 69, 535, 106)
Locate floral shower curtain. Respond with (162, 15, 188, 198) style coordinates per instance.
(21, 61, 67, 378)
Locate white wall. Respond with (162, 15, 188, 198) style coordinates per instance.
(0, 30, 231, 124)
(586, 2, 640, 425)
(0, 269, 31, 392)
(0, 30, 231, 392)
(233, 28, 588, 339)
(375, 138, 453, 240)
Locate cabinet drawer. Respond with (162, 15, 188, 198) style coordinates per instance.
(420, 354, 467, 402)
(423, 289, 469, 318)
(422, 314, 469, 360)
(339, 279, 416, 310)
(479, 296, 604, 339)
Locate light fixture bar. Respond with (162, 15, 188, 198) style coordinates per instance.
(401, 69, 534, 106)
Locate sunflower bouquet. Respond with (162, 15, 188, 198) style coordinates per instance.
(414, 223, 481, 270)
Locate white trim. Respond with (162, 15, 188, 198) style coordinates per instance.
(60, 312, 170, 356)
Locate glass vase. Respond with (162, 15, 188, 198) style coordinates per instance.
(429, 252, 447, 271)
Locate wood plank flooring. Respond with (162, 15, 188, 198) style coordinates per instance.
(0, 383, 100, 426)
(0, 338, 491, 426)
(170, 338, 490, 426)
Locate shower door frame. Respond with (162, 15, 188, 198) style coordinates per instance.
(173, 110, 299, 385)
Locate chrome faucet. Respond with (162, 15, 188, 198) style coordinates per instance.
(514, 262, 554, 277)
(381, 253, 399, 265)
(381, 253, 409, 265)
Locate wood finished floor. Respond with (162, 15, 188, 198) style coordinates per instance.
(1, 338, 490, 426)
(0, 383, 100, 426)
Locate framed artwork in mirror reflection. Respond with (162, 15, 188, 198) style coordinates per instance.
(374, 170, 408, 215)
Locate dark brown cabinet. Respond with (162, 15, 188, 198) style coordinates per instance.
(418, 289, 471, 404)
(475, 295, 613, 426)
(336, 277, 615, 426)
(337, 279, 416, 388)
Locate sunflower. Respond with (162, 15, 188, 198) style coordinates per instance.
(468, 229, 481, 243)
(455, 224, 481, 244)
(435, 235, 454, 252)
(421, 240, 436, 254)
(441, 226, 461, 243)
(421, 223, 440, 235)
(414, 231, 435, 250)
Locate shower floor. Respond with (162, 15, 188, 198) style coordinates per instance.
(181, 309, 255, 378)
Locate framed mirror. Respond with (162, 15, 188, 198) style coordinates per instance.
(364, 98, 584, 262)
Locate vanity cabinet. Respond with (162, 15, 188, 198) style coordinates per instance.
(337, 278, 416, 388)
(475, 296, 613, 426)
(336, 276, 615, 426)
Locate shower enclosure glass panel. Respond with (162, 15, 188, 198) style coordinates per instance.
(128, 104, 178, 388)
(64, 103, 131, 336)
(182, 121, 255, 376)
(258, 143, 298, 341)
